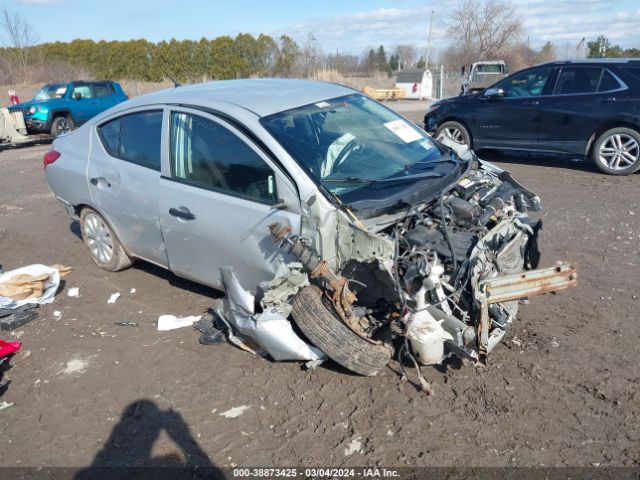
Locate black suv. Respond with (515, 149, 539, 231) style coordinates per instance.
(424, 59, 640, 175)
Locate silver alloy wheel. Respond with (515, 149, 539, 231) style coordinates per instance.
(83, 213, 114, 264)
(598, 133, 640, 171)
(438, 126, 466, 145)
(54, 117, 71, 135)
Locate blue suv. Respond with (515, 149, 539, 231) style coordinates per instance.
(9, 81, 128, 137)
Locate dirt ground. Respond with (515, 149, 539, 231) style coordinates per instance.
(0, 101, 639, 472)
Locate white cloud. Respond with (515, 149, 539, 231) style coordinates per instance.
(277, 0, 640, 54)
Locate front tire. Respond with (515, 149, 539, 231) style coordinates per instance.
(291, 285, 392, 376)
(80, 208, 132, 271)
(435, 121, 471, 149)
(592, 127, 640, 175)
(50, 116, 74, 137)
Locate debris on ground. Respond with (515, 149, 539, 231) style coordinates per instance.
(0, 264, 72, 309)
(219, 405, 250, 418)
(115, 321, 139, 327)
(0, 339, 21, 359)
(0, 401, 14, 411)
(67, 287, 80, 297)
(129, 288, 136, 294)
(157, 314, 201, 331)
(106, 292, 121, 304)
(215, 265, 325, 363)
(53, 310, 62, 318)
(0, 304, 38, 331)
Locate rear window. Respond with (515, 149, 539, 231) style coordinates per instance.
(98, 111, 163, 170)
(93, 84, 113, 97)
(554, 67, 601, 95)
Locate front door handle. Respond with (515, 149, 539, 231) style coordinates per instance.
(169, 207, 196, 221)
(597, 97, 616, 103)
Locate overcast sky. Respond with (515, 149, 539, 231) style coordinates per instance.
(3, 0, 640, 55)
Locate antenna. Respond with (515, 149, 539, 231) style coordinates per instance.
(164, 72, 182, 88)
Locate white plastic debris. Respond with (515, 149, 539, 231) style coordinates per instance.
(407, 310, 453, 365)
(107, 292, 121, 304)
(220, 267, 325, 362)
(0, 264, 61, 309)
(129, 288, 136, 294)
(157, 314, 201, 331)
(67, 287, 80, 297)
(53, 311, 62, 318)
(219, 405, 250, 418)
(0, 401, 14, 411)
(343, 435, 363, 456)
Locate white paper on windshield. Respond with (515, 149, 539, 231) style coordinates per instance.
(384, 119, 422, 143)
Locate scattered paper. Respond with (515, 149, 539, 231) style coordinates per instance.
(0, 401, 14, 411)
(129, 288, 136, 294)
(219, 405, 250, 418)
(53, 311, 62, 318)
(157, 314, 201, 331)
(107, 292, 121, 304)
(67, 287, 79, 298)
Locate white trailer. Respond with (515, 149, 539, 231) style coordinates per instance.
(395, 69, 433, 100)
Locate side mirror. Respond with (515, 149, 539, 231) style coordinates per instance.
(484, 87, 505, 99)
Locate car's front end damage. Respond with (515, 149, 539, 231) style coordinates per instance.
(259, 149, 576, 377)
(215, 92, 577, 379)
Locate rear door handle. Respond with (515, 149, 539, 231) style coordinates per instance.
(597, 97, 616, 103)
(89, 177, 111, 188)
(169, 207, 196, 221)
(523, 100, 540, 106)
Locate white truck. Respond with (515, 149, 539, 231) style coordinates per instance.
(460, 61, 508, 95)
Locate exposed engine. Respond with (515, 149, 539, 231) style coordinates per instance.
(269, 158, 577, 376)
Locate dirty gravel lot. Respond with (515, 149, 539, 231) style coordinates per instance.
(0, 101, 639, 471)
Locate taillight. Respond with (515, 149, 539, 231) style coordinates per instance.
(43, 149, 61, 169)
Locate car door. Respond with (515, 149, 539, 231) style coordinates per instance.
(70, 84, 99, 125)
(538, 67, 628, 155)
(470, 66, 555, 151)
(87, 109, 169, 267)
(158, 107, 301, 292)
(92, 83, 121, 114)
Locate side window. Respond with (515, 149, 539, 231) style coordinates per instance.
(98, 117, 120, 157)
(494, 67, 552, 97)
(93, 84, 113, 97)
(72, 85, 93, 99)
(554, 67, 601, 95)
(170, 112, 277, 203)
(598, 70, 622, 92)
(97, 111, 162, 170)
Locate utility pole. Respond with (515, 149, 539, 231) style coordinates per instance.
(426, 9, 434, 69)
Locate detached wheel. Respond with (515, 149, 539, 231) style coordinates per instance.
(592, 127, 640, 175)
(435, 121, 471, 148)
(291, 285, 392, 376)
(50, 116, 74, 137)
(80, 208, 132, 271)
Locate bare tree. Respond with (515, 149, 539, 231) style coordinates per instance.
(1, 7, 38, 83)
(393, 45, 417, 71)
(447, 0, 522, 63)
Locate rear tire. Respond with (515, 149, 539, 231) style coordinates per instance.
(291, 285, 392, 376)
(435, 121, 471, 149)
(592, 127, 640, 175)
(80, 208, 132, 272)
(50, 116, 74, 137)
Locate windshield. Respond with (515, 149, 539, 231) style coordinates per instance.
(261, 94, 446, 199)
(33, 84, 68, 101)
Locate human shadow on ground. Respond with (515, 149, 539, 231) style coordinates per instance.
(74, 399, 225, 480)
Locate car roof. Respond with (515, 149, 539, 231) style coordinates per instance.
(118, 79, 356, 117)
(537, 58, 640, 67)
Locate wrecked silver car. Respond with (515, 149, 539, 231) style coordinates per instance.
(43, 80, 576, 377)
